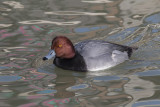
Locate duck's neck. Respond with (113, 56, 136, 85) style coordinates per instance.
(65, 51, 76, 59)
(61, 47, 76, 59)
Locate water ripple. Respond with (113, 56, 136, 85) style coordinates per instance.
(0, 47, 26, 53)
(92, 75, 121, 82)
(19, 20, 81, 25)
(136, 69, 160, 77)
(3, 1, 24, 9)
(45, 11, 107, 16)
(66, 84, 89, 91)
(81, 0, 113, 3)
(133, 99, 160, 107)
(36, 90, 57, 94)
(74, 25, 108, 33)
(0, 75, 22, 82)
(0, 24, 12, 28)
(0, 7, 11, 11)
(10, 57, 27, 61)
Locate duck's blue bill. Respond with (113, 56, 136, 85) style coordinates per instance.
(43, 50, 56, 60)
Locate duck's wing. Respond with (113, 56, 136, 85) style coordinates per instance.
(74, 40, 133, 58)
(74, 40, 133, 71)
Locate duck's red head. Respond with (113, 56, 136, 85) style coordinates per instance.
(51, 36, 75, 59)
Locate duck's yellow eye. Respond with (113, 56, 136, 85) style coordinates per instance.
(58, 44, 62, 48)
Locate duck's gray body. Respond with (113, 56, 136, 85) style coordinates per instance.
(74, 40, 133, 71)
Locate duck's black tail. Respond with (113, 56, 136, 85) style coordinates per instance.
(128, 46, 138, 57)
(132, 46, 138, 51)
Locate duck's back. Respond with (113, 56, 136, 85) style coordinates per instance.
(75, 40, 133, 71)
(75, 40, 133, 57)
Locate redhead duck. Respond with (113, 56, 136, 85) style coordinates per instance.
(43, 36, 137, 71)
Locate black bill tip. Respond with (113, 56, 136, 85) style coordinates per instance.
(42, 57, 48, 61)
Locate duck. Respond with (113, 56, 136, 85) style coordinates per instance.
(43, 36, 137, 72)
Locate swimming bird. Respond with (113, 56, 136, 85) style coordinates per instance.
(43, 36, 137, 71)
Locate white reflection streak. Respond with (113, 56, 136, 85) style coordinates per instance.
(0, 7, 11, 11)
(1, 47, 26, 52)
(0, 24, 12, 28)
(19, 20, 81, 25)
(45, 11, 107, 16)
(19, 90, 36, 96)
(10, 58, 27, 61)
(3, 1, 24, 8)
(81, 0, 113, 3)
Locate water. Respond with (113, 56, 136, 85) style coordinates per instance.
(0, 0, 160, 107)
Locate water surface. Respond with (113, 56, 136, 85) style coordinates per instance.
(0, 0, 160, 107)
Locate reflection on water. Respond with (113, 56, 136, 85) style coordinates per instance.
(0, 24, 12, 28)
(133, 100, 160, 107)
(3, 1, 24, 9)
(19, 20, 81, 25)
(0, 0, 160, 106)
(120, 0, 160, 28)
(45, 11, 107, 16)
(0, 75, 22, 82)
(81, 0, 113, 3)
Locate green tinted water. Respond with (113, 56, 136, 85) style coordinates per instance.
(0, 0, 160, 107)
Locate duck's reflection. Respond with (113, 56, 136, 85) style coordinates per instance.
(30, 59, 157, 107)
(54, 75, 75, 98)
(48, 67, 132, 106)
